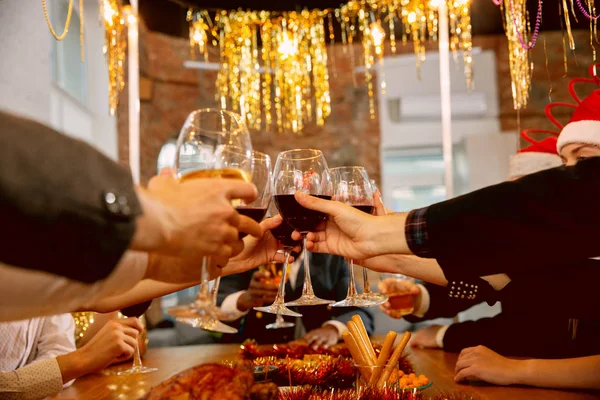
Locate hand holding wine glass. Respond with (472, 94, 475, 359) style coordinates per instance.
(117, 301, 157, 375)
(291, 192, 409, 261)
(135, 173, 259, 261)
(273, 149, 334, 306)
(254, 201, 302, 323)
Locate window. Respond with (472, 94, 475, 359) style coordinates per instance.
(51, 0, 87, 105)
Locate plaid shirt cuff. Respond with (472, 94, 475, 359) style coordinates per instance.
(405, 207, 433, 257)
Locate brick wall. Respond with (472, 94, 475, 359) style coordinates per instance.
(117, 25, 595, 185)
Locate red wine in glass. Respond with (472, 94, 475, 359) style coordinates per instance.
(271, 220, 301, 248)
(120, 300, 152, 318)
(273, 194, 332, 233)
(352, 205, 374, 214)
(117, 300, 157, 375)
(236, 207, 268, 239)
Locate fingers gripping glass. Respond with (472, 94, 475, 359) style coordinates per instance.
(117, 301, 157, 375)
(254, 201, 302, 321)
(273, 149, 334, 306)
(166, 109, 252, 334)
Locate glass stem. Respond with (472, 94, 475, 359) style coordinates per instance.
(132, 342, 143, 368)
(197, 256, 211, 303)
(362, 267, 372, 295)
(301, 236, 315, 297)
(211, 275, 222, 305)
(275, 250, 292, 304)
(275, 314, 285, 325)
(347, 259, 358, 297)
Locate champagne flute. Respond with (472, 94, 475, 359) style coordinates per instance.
(117, 301, 157, 375)
(166, 109, 251, 334)
(329, 166, 375, 307)
(255, 201, 302, 319)
(357, 178, 389, 306)
(273, 149, 334, 306)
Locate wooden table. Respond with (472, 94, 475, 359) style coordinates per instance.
(53, 344, 600, 399)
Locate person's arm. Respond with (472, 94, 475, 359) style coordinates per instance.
(454, 346, 600, 390)
(0, 110, 141, 283)
(299, 159, 600, 282)
(0, 358, 65, 400)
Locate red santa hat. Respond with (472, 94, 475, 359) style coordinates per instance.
(509, 137, 562, 179)
(556, 90, 600, 153)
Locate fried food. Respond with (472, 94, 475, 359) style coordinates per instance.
(142, 363, 253, 400)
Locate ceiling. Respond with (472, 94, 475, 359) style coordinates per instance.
(138, 0, 591, 39)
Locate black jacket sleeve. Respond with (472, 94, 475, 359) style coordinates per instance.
(404, 282, 485, 323)
(425, 158, 600, 281)
(0, 110, 141, 283)
(442, 314, 575, 358)
(217, 269, 254, 308)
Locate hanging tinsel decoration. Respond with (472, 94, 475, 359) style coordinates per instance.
(102, 0, 127, 115)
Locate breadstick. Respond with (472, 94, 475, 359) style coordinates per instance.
(342, 331, 371, 381)
(368, 331, 397, 385)
(376, 331, 411, 387)
(351, 315, 377, 363)
(347, 321, 376, 366)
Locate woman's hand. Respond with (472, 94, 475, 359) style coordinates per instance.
(454, 345, 524, 385)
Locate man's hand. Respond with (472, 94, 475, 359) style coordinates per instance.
(410, 325, 443, 349)
(303, 325, 340, 349)
(236, 271, 279, 312)
(291, 192, 410, 260)
(222, 216, 296, 276)
(454, 345, 523, 385)
(378, 278, 421, 319)
(57, 318, 143, 382)
(132, 174, 260, 262)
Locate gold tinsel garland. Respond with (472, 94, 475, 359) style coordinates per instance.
(102, 0, 128, 115)
(187, 0, 473, 132)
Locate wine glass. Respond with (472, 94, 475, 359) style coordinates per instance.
(117, 301, 157, 375)
(254, 202, 303, 320)
(357, 178, 389, 306)
(236, 150, 273, 239)
(273, 149, 334, 306)
(329, 166, 375, 307)
(208, 148, 271, 322)
(166, 109, 252, 334)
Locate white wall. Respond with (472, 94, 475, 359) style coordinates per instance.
(0, 0, 118, 160)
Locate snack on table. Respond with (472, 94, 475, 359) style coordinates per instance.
(399, 373, 430, 389)
(344, 314, 423, 389)
(142, 363, 253, 400)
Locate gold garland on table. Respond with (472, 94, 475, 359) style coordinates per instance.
(41, 0, 85, 61)
(186, 0, 473, 131)
(101, 0, 128, 115)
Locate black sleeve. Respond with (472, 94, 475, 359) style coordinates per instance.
(328, 255, 375, 335)
(499, 259, 600, 320)
(405, 283, 486, 323)
(442, 315, 573, 358)
(0, 110, 141, 283)
(425, 158, 600, 280)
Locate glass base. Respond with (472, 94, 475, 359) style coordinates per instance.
(266, 320, 295, 329)
(117, 366, 158, 375)
(331, 295, 370, 307)
(176, 317, 238, 334)
(286, 294, 334, 307)
(358, 292, 389, 307)
(254, 302, 303, 317)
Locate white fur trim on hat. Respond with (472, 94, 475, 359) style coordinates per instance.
(509, 152, 563, 179)
(557, 120, 600, 152)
